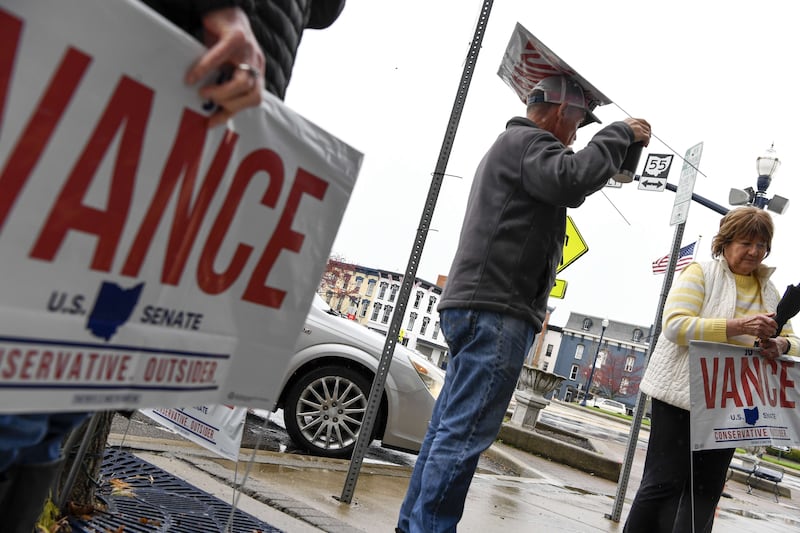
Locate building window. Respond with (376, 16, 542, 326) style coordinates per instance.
(421, 317, 430, 335)
(378, 281, 388, 299)
(625, 356, 635, 372)
(389, 284, 399, 302)
(345, 296, 358, 315)
(360, 299, 370, 317)
(596, 350, 606, 368)
(632, 328, 643, 342)
(574, 344, 585, 360)
(542, 361, 549, 372)
(427, 296, 437, 313)
(620, 377, 630, 395)
(371, 303, 382, 321)
(582, 318, 593, 331)
(355, 276, 364, 290)
(545, 344, 554, 357)
(569, 364, 579, 380)
(407, 312, 417, 331)
(414, 290, 423, 309)
(432, 321, 440, 340)
(382, 305, 392, 324)
(366, 279, 376, 296)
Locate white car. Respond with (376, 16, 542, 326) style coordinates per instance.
(591, 397, 628, 416)
(273, 295, 445, 458)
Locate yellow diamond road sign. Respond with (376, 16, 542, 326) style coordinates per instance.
(557, 216, 588, 274)
(549, 279, 567, 299)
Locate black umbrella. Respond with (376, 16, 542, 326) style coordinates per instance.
(774, 283, 800, 336)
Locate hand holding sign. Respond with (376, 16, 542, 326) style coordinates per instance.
(186, 7, 266, 127)
(752, 284, 799, 357)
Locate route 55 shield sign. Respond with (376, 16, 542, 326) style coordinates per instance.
(638, 154, 673, 191)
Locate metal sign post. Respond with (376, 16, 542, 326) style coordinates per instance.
(338, 0, 494, 504)
(608, 143, 703, 522)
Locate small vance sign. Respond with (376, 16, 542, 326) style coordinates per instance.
(0, 0, 361, 413)
(689, 341, 800, 450)
(140, 405, 246, 461)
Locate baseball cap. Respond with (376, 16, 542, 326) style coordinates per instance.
(526, 75, 601, 128)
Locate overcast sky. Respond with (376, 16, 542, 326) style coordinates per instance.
(284, 0, 800, 328)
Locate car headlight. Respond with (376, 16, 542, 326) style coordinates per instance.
(406, 353, 445, 400)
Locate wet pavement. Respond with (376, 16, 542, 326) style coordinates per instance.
(103, 401, 800, 532)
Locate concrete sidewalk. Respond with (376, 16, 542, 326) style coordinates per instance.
(106, 428, 800, 532)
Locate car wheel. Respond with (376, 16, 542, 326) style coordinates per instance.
(284, 365, 374, 458)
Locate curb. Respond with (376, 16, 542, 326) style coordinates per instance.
(497, 423, 622, 482)
(483, 441, 556, 481)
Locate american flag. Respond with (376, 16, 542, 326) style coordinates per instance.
(652, 242, 696, 275)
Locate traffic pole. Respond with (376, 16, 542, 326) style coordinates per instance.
(338, 0, 495, 504)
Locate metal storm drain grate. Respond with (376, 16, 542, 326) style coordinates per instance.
(69, 447, 283, 533)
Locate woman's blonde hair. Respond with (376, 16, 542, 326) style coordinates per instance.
(711, 206, 774, 258)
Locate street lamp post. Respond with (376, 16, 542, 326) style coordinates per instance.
(580, 318, 609, 406)
(729, 144, 789, 213)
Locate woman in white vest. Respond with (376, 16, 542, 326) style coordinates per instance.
(624, 206, 799, 533)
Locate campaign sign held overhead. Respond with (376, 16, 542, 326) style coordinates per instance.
(0, 0, 362, 413)
(497, 23, 612, 110)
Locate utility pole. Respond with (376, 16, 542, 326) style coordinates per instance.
(339, 0, 495, 504)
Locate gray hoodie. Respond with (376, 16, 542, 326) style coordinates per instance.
(438, 116, 634, 332)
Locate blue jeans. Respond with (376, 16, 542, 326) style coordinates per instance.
(397, 309, 533, 533)
(0, 413, 90, 472)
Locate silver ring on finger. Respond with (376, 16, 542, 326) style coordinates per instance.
(236, 63, 261, 81)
